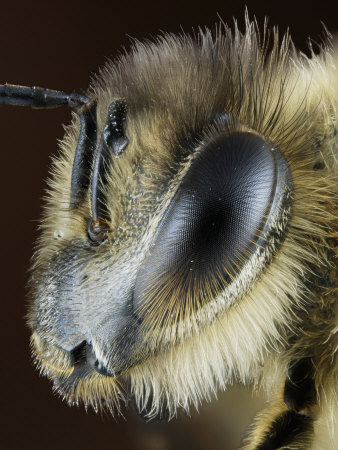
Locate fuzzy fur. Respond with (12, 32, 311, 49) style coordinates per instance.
(27, 16, 337, 449)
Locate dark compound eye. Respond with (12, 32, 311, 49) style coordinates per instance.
(134, 131, 292, 313)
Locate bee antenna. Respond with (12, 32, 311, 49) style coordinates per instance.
(0, 84, 130, 244)
(0, 83, 99, 210)
(0, 83, 90, 109)
(88, 99, 128, 245)
(70, 101, 98, 209)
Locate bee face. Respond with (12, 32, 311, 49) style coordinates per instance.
(3, 16, 337, 447)
(30, 124, 292, 386)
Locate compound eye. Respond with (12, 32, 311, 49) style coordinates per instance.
(134, 131, 290, 313)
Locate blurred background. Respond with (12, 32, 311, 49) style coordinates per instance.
(0, 1, 337, 449)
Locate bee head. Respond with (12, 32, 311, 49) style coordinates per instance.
(27, 21, 335, 417)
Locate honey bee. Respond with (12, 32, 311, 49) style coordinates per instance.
(1, 15, 337, 450)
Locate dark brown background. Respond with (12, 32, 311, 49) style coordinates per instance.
(0, 1, 337, 449)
